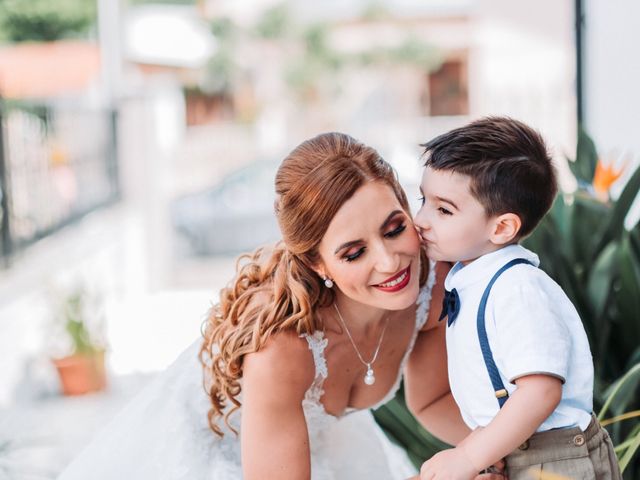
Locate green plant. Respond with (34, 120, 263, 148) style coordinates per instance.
(253, 3, 291, 40)
(62, 288, 99, 355)
(201, 17, 240, 95)
(524, 129, 640, 386)
(510, 127, 640, 477)
(52, 285, 105, 357)
(194, 3, 442, 112)
(0, 0, 96, 43)
(49, 284, 107, 395)
(598, 363, 640, 475)
(373, 388, 449, 469)
(211, 3, 440, 103)
(361, 1, 391, 22)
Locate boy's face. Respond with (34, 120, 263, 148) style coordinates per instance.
(414, 166, 500, 264)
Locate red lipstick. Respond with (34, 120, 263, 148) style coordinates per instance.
(374, 266, 411, 293)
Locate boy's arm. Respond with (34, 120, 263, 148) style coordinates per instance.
(405, 321, 471, 445)
(420, 374, 562, 479)
(405, 261, 471, 446)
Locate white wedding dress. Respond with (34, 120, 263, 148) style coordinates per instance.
(59, 270, 435, 480)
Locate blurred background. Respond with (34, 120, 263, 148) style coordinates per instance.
(0, 0, 638, 477)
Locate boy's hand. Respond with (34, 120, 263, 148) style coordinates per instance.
(419, 447, 478, 480)
(407, 459, 506, 480)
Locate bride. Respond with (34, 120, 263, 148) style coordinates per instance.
(59, 133, 501, 479)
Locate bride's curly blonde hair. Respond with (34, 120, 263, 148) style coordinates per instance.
(199, 132, 429, 436)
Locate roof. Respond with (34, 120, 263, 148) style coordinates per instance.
(0, 41, 100, 99)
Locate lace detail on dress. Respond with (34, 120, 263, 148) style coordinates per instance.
(416, 259, 437, 330)
(299, 331, 336, 461)
(302, 330, 329, 403)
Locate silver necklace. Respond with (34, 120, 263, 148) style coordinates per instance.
(333, 303, 389, 386)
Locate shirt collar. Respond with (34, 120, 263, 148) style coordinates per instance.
(444, 244, 540, 291)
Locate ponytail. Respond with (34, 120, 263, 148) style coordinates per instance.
(199, 242, 332, 437)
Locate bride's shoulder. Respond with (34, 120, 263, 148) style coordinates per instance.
(243, 330, 315, 397)
(238, 285, 315, 396)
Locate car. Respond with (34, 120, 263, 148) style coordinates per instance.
(170, 160, 281, 256)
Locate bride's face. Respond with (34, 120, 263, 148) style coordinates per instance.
(316, 181, 421, 311)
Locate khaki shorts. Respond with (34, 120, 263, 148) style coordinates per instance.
(505, 414, 622, 480)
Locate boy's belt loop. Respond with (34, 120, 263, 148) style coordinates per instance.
(477, 258, 534, 408)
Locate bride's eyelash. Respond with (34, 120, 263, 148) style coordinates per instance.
(384, 223, 406, 238)
(344, 248, 365, 262)
(342, 223, 406, 262)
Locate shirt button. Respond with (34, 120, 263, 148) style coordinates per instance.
(518, 440, 529, 450)
(573, 434, 585, 446)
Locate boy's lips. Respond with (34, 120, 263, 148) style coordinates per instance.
(419, 234, 433, 245)
(373, 266, 411, 292)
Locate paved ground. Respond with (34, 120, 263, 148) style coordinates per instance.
(0, 286, 237, 478)
(0, 206, 239, 478)
(0, 372, 156, 479)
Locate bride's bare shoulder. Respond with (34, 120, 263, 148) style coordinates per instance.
(239, 282, 316, 399)
(243, 328, 316, 398)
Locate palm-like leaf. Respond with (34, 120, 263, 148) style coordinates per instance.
(568, 126, 599, 185)
(373, 391, 449, 469)
(594, 166, 640, 255)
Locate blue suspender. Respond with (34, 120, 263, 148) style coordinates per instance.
(477, 258, 534, 408)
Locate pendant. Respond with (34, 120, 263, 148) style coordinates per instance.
(364, 367, 375, 386)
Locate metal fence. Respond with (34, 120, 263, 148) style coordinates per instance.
(0, 100, 119, 265)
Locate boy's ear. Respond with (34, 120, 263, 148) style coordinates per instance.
(489, 213, 521, 246)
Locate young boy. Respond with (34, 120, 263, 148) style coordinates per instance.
(413, 117, 621, 480)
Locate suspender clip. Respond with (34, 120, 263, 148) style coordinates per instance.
(495, 389, 508, 399)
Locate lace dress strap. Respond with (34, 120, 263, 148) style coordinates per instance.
(301, 330, 329, 404)
(415, 260, 437, 330)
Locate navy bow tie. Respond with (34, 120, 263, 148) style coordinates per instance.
(439, 288, 460, 326)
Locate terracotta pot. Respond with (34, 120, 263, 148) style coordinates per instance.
(53, 350, 107, 396)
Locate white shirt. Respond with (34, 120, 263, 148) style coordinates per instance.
(445, 244, 594, 431)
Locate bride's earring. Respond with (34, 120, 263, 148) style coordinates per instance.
(324, 277, 334, 288)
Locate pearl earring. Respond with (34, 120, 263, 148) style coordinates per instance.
(324, 277, 334, 288)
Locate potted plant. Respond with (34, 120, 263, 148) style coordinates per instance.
(50, 286, 107, 396)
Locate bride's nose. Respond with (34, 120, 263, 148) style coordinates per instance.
(375, 244, 401, 274)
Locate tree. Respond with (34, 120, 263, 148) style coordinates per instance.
(0, 0, 97, 43)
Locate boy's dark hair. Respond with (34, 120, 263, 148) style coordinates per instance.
(421, 116, 557, 238)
